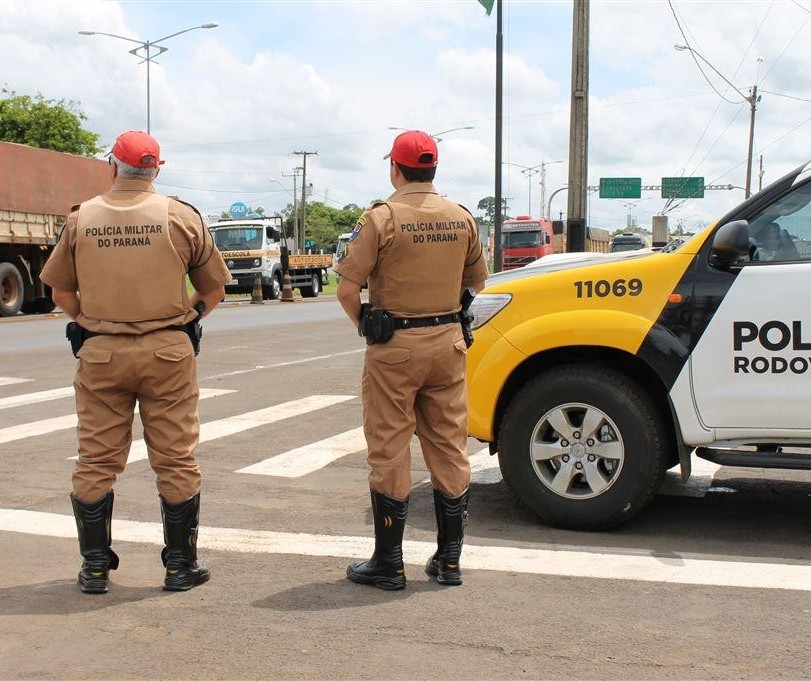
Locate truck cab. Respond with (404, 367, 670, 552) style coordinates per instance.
(209, 217, 331, 299)
(611, 232, 650, 252)
(500, 215, 555, 269)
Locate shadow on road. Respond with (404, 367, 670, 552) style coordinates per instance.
(0, 579, 173, 615)
(252, 576, 448, 612)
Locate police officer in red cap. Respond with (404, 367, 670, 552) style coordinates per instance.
(334, 130, 488, 590)
(41, 130, 231, 593)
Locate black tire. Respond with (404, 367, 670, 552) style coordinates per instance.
(300, 273, 320, 298)
(21, 298, 56, 314)
(0, 262, 24, 317)
(263, 275, 281, 301)
(498, 365, 668, 531)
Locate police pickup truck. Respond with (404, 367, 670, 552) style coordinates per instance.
(467, 162, 811, 530)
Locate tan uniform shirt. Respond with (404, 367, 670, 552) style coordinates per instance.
(41, 178, 231, 335)
(334, 182, 488, 316)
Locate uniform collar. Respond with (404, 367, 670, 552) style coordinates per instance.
(388, 182, 438, 200)
(109, 177, 156, 193)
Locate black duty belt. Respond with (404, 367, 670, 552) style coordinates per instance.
(391, 313, 461, 330)
(84, 325, 186, 339)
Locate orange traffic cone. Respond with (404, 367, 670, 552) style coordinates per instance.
(251, 274, 264, 304)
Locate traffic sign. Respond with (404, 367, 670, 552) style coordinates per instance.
(599, 177, 641, 199)
(661, 177, 705, 199)
(230, 202, 249, 218)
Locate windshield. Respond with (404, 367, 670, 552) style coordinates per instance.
(502, 231, 542, 248)
(611, 241, 644, 252)
(212, 227, 263, 251)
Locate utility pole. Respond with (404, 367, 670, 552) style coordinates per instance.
(493, 0, 504, 272)
(758, 154, 764, 192)
(744, 85, 759, 199)
(293, 150, 317, 252)
(282, 167, 303, 248)
(566, 0, 589, 252)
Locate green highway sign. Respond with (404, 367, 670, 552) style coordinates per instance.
(599, 177, 642, 199)
(661, 176, 705, 199)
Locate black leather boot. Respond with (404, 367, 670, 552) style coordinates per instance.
(160, 493, 210, 592)
(71, 491, 119, 594)
(347, 490, 408, 590)
(425, 488, 468, 586)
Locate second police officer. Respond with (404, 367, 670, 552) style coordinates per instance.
(334, 130, 488, 590)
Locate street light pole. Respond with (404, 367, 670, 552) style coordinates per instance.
(674, 44, 761, 199)
(504, 162, 542, 215)
(78, 23, 218, 134)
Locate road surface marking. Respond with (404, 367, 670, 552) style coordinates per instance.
(106, 394, 356, 464)
(203, 349, 364, 381)
(237, 426, 366, 477)
(0, 387, 75, 411)
(2, 508, 810, 591)
(0, 389, 234, 447)
(0, 377, 31, 387)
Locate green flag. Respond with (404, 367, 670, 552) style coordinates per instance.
(478, 0, 494, 15)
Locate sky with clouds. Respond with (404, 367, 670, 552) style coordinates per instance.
(2, 0, 811, 232)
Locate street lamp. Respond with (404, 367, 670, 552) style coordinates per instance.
(78, 23, 218, 134)
(505, 159, 563, 216)
(674, 43, 761, 199)
(504, 162, 542, 215)
(387, 126, 474, 142)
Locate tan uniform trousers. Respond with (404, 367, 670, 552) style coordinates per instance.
(362, 323, 470, 501)
(72, 329, 201, 505)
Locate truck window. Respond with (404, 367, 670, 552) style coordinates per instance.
(501, 231, 542, 248)
(213, 228, 263, 251)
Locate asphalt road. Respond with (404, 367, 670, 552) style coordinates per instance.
(2, 298, 811, 680)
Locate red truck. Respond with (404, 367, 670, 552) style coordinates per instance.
(500, 215, 555, 269)
(0, 142, 112, 316)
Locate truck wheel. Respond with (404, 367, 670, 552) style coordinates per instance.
(498, 365, 668, 530)
(300, 273, 320, 298)
(0, 262, 24, 317)
(21, 298, 56, 314)
(263, 275, 281, 301)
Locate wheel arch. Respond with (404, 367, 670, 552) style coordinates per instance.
(492, 345, 682, 468)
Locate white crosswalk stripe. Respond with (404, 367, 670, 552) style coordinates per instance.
(3, 508, 810, 591)
(0, 389, 233, 446)
(114, 394, 356, 465)
(0, 387, 75, 411)
(237, 426, 366, 477)
(0, 377, 31, 387)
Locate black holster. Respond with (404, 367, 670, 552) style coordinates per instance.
(184, 302, 205, 356)
(66, 321, 90, 358)
(359, 304, 394, 345)
(460, 287, 476, 348)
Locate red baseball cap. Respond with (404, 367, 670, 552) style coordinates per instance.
(384, 130, 438, 168)
(111, 130, 164, 168)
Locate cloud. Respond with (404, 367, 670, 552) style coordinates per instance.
(2, 0, 811, 229)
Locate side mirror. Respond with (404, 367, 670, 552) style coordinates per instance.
(709, 219, 750, 269)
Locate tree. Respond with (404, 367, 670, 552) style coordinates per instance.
(301, 202, 364, 252)
(0, 89, 101, 156)
(476, 196, 511, 225)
